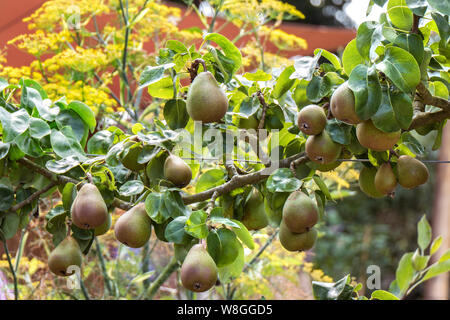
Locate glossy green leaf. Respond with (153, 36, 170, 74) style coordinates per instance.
(395, 252, 415, 293)
(163, 99, 189, 130)
(164, 216, 191, 244)
(371, 290, 400, 300)
(243, 69, 272, 82)
(372, 89, 401, 133)
(342, 39, 366, 76)
(185, 210, 208, 239)
(119, 180, 144, 197)
(427, 0, 450, 15)
(29, 118, 51, 139)
(204, 33, 242, 73)
(417, 214, 432, 251)
(272, 65, 296, 98)
(195, 169, 226, 193)
(387, 0, 414, 31)
(67, 101, 96, 133)
(230, 219, 255, 249)
(267, 168, 302, 193)
(390, 90, 413, 130)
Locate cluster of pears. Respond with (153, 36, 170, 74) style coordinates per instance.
(180, 243, 218, 292)
(48, 183, 111, 277)
(330, 82, 401, 152)
(298, 104, 342, 165)
(279, 191, 319, 252)
(359, 155, 429, 198)
(186, 70, 229, 123)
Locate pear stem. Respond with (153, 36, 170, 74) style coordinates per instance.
(188, 59, 207, 82)
(145, 257, 179, 300)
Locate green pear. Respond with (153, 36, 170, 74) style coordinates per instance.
(114, 203, 152, 248)
(330, 82, 362, 125)
(164, 155, 192, 188)
(238, 115, 259, 130)
(359, 166, 384, 198)
(241, 189, 269, 230)
(71, 183, 108, 229)
(180, 244, 218, 292)
(356, 120, 401, 151)
(282, 191, 319, 233)
(279, 220, 317, 252)
(397, 155, 429, 189)
(297, 104, 327, 135)
(374, 163, 397, 195)
(48, 236, 82, 277)
(119, 142, 146, 171)
(94, 213, 112, 236)
(186, 71, 228, 123)
(305, 130, 342, 164)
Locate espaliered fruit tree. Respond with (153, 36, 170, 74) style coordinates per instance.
(0, 0, 449, 299)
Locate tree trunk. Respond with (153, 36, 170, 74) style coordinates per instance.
(425, 123, 450, 300)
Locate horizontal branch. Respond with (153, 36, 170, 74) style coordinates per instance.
(10, 181, 57, 212)
(416, 82, 450, 112)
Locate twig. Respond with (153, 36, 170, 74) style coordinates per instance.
(94, 238, 113, 296)
(256, 91, 269, 130)
(145, 257, 179, 300)
(2, 240, 18, 300)
(10, 181, 57, 212)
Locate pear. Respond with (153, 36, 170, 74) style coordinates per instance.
(359, 166, 384, 198)
(48, 236, 82, 277)
(279, 220, 317, 252)
(397, 155, 429, 189)
(307, 148, 352, 172)
(119, 142, 145, 172)
(297, 104, 327, 135)
(186, 71, 228, 123)
(374, 163, 397, 195)
(356, 120, 401, 151)
(94, 213, 112, 236)
(305, 130, 342, 164)
(238, 115, 259, 130)
(330, 82, 362, 125)
(282, 191, 319, 233)
(71, 183, 108, 230)
(180, 244, 218, 292)
(114, 203, 152, 248)
(241, 189, 269, 230)
(164, 155, 192, 188)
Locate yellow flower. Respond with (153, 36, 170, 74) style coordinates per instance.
(260, 26, 308, 51)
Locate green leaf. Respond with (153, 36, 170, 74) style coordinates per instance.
(119, 180, 144, 197)
(371, 290, 400, 300)
(395, 252, 415, 293)
(0, 212, 20, 240)
(0, 108, 30, 143)
(55, 109, 87, 143)
(163, 99, 189, 130)
(0, 143, 10, 160)
(314, 49, 342, 69)
(166, 40, 188, 53)
(130, 271, 156, 284)
(417, 214, 432, 251)
(0, 182, 14, 211)
(306, 75, 332, 103)
(218, 242, 244, 283)
(326, 119, 352, 145)
(204, 33, 242, 74)
(390, 90, 413, 130)
(313, 175, 332, 200)
(147, 77, 174, 99)
(145, 193, 169, 224)
(342, 39, 366, 76)
(243, 69, 272, 82)
(14, 130, 44, 157)
(213, 228, 240, 267)
(195, 169, 226, 193)
(312, 275, 353, 300)
(422, 259, 450, 281)
(234, 96, 260, 118)
(45, 206, 67, 246)
(427, 0, 450, 15)
(185, 210, 208, 239)
(394, 33, 424, 64)
(430, 236, 443, 255)
(272, 66, 296, 98)
(45, 156, 81, 174)
(62, 182, 77, 211)
(372, 89, 401, 133)
(348, 65, 382, 120)
(387, 0, 414, 31)
(267, 168, 302, 193)
(356, 21, 381, 60)
(405, 0, 427, 16)
(68, 101, 96, 133)
(50, 127, 87, 161)
(376, 46, 421, 93)
(87, 130, 115, 155)
(230, 219, 255, 250)
(163, 190, 189, 219)
(291, 55, 321, 81)
(165, 216, 191, 244)
(29, 118, 51, 139)
(139, 63, 174, 89)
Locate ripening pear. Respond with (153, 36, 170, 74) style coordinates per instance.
(71, 183, 108, 230)
(164, 155, 192, 188)
(359, 166, 384, 198)
(241, 189, 269, 230)
(114, 203, 152, 248)
(374, 163, 397, 195)
(180, 244, 218, 292)
(282, 191, 319, 233)
(305, 130, 342, 164)
(397, 155, 429, 189)
(48, 236, 82, 277)
(307, 148, 352, 172)
(297, 104, 327, 135)
(330, 82, 362, 125)
(356, 120, 401, 151)
(119, 142, 146, 171)
(186, 72, 228, 123)
(279, 220, 317, 252)
(94, 213, 112, 236)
